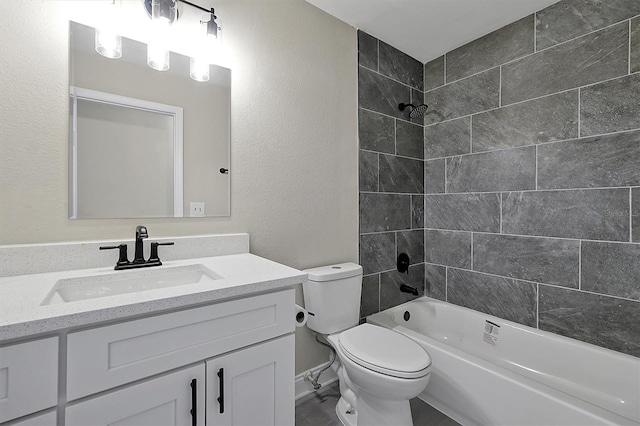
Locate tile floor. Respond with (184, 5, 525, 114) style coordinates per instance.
(295, 382, 460, 426)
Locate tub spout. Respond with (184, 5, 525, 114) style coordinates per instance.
(400, 284, 419, 296)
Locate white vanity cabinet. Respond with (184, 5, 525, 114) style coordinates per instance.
(63, 289, 295, 425)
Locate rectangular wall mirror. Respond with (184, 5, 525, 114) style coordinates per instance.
(69, 21, 230, 219)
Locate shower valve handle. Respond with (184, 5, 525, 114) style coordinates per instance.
(397, 253, 410, 274)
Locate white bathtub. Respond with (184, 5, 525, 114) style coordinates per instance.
(368, 297, 640, 426)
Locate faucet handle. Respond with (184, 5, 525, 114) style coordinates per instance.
(100, 244, 130, 269)
(149, 241, 174, 264)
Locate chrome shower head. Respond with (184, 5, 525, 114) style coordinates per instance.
(399, 103, 429, 119)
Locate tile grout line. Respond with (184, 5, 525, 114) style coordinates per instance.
(445, 267, 448, 302)
(443, 265, 561, 290)
(536, 283, 539, 329)
(422, 125, 640, 162)
(425, 72, 636, 128)
(426, 65, 499, 94)
(359, 106, 424, 127)
(395, 232, 398, 268)
(370, 262, 426, 276)
(534, 12, 537, 53)
(499, 66, 502, 107)
(629, 19, 632, 76)
(409, 193, 413, 227)
(362, 184, 640, 203)
(470, 233, 474, 270)
(394, 119, 397, 156)
(428, 264, 640, 304)
(376, 38, 379, 73)
(377, 273, 381, 312)
(535, 145, 538, 190)
(577, 88, 581, 138)
(443, 54, 447, 85)
(469, 115, 473, 153)
(443, 157, 448, 193)
(500, 193, 503, 234)
(377, 153, 380, 191)
(578, 240, 582, 290)
(418, 228, 640, 245)
(421, 185, 640, 196)
(361, 148, 424, 162)
(359, 63, 423, 93)
(630, 188, 633, 242)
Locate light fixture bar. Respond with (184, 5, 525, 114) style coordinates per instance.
(179, 0, 213, 15)
(178, 0, 219, 38)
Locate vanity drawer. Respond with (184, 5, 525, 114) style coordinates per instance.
(0, 337, 58, 423)
(67, 289, 294, 400)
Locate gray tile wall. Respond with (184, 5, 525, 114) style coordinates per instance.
(358, 31, 425, 320)
(357, 2, 640, 358)
(421, 1, 640, 357)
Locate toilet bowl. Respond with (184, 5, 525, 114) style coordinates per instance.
(327, 324, 431, 426)
(302, 263, 431, 426)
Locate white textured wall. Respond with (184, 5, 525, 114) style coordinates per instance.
(0, 0, 358, 373)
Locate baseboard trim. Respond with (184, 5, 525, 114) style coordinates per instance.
(295, 361, 339, 401)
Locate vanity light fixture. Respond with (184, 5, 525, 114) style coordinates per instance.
(94, 0, 122, 59)
(94, 0, 221, 78)
(143, 0, 221, 78)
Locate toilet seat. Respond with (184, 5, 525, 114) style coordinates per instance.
(338, 324, 431, 379)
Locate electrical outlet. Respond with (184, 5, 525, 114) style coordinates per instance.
(190, 202, 205, 217)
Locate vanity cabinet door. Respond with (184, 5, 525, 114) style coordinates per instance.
(0, 337, 58, 423)
(206, 334, 294, 426)
(65, 364, 205, 426)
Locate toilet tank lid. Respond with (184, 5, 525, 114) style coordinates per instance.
(303, 263, 362, 282)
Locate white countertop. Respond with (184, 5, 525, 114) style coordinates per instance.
(0, 253, 306, 342)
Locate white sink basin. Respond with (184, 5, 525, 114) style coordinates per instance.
(41, 264, 222, 305)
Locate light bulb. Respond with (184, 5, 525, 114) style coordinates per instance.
(147, 44, 170, 71)
(94, 0, 122, 59)
(190, 57, 210, 82)
(146, 0, 175, 71)
(151, 0, 177, 24)
(95, 29, 122, 59)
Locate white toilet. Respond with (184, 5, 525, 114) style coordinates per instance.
(302, 263, 431, 426)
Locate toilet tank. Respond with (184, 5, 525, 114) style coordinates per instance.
(302, 263, 363, 335)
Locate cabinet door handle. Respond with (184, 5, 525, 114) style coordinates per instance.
(217, 368, 225, 414)
(190, 378, 197, 426)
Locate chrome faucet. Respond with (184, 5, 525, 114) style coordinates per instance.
(100, 225, 174, 270)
